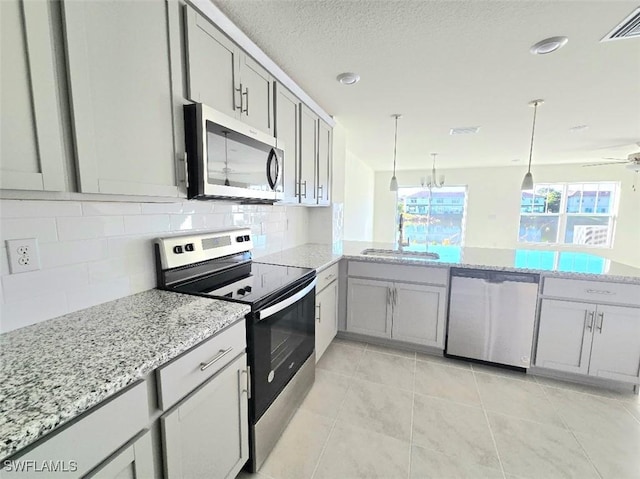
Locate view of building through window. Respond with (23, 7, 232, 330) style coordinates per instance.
(519, 182, 618, 246)
(396, 186, 468, 251)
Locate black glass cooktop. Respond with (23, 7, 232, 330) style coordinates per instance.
(174, 261, 314, 306)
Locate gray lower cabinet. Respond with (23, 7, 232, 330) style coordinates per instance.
(161, 353, 249, 479)
(184, 4, 273, 136)
(62, 0, 179, 196)
(85, 430, 154, 479)
(0, 0, 66, 191)
(536, 299, 640, 383)
(347, 277, 446, 348)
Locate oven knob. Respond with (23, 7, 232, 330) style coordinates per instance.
(184, 243, 195, 252)
(244, 286, 252, 292)
(244, 235, 250, 241)
(173, 245, 183, 254)
(236, 236, 244, 242)
(237, 288, 245, 295)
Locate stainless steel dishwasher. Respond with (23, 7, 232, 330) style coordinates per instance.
(446, 269, 540, 368)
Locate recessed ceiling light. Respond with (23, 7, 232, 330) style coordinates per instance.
(530, 36, 569, 55)
(336, 72, 360, 85)
(569, 125, 589, 132)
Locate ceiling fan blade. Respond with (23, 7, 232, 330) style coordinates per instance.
(581, 161, 628, 167)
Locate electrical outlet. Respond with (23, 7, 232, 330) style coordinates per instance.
(6, 238, 41, 274)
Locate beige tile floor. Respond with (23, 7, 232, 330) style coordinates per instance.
(238, 339, 640, 479)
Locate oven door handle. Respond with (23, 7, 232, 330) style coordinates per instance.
(258, 279, 317, 321)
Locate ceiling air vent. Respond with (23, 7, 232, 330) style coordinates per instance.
(602, 7, 640, 41)
(450, 126, 480, 135)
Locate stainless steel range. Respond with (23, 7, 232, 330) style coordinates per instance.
(154, 229, 316, 471)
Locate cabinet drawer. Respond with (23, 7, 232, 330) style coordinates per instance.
(157, 320, 246, 410)
(317, 262, 339, 292)
(542, 277, 640, 306)
(4, 381, 148, 478)
(348, 260, 448, 286)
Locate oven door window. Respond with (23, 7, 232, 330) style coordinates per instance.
(251, 284, 315, 421)
(206, 120, 273, 191)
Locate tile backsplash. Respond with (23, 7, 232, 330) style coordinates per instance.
(0, 199, 309, 333)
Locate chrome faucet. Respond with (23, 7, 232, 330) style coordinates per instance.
(397, 214, 410, 251)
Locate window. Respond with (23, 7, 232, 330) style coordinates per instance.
(519, 182, 618, 247)
(396, 186, 468, 252)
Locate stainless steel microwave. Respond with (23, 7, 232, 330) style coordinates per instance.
(184, 103, 283, 202)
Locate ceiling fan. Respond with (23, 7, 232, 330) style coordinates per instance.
(581, 144, 640, 191)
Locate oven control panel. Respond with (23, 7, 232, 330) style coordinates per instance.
(155, 228, 253, 270)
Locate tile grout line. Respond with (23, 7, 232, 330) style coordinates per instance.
(309, 342, 365, 479)
(535, 377, 605, 479)
(470, 366, 508, 479)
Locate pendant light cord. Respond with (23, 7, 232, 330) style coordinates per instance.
(527, 102, 538, 174)
(393, 116, 398, 175)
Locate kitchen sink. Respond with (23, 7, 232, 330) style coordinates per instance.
(360, 248, 440, 260)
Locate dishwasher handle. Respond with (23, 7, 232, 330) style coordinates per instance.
(490, 272, 539, 284)
(450, 268, 490, 280)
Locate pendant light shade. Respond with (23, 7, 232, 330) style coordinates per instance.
(521, 100, 543, 191)
(389, 114, 402, 191)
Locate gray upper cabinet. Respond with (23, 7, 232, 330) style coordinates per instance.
(316, 119, 332, 205)
(62, 0, 179, 197)
(274, 84, 300, 202)
(1, 0, 66, 192)
(184, 4, 273, 136)
(299, 104, 318, 205)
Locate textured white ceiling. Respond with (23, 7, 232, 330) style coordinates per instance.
(213, 0, 640, 171)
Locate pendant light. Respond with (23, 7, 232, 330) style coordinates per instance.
(389, 114, 402, 191)
(521, 99, 544, 191)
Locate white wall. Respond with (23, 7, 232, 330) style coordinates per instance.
(0, 199, 309, 332)
(344, 150, 375, 241)
(373, 164, 640, 266)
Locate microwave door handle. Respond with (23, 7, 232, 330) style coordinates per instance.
(257, 279, 317, 321)
(266, 149, 279, 190)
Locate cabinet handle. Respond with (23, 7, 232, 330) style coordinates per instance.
(596, 312, 604, 333)
(324, 273, 336, 282)
(586, 289, 613, 295)
(242, 87, 249, 114)
(234, 83, 243, 111)
(316, 303, 321, 322)
(318, 184, 324, 200)
(200, 347, 233, 371)
(241, 367, 251, 399)
(393, 288, 398, 306)
(300, 180, 307, 198)
(585, 310, 595, 332)
(386, 287, 391, 306)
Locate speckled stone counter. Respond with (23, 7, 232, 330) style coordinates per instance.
(258, 242, 640, 284)
(0, 289, 249, 460)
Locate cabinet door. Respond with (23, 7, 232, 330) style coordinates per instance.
(316, 281, 338, 362)
(162, 354, 249, 479)
(184, 5, 239, 118)
(87, 430, 154, 479)
(275, 83, 300, 202)
(588, 304, 640, 383)
(299, 104, 318, 205)
(535, 299, 594, 375)
(239, 54, 274, 135)
(392, 283, 446, 348)
(316, 120, 332, 205)
(63, 0, 178, 196)
(1, 0, 66, 191)
(347, 278, 392, 338)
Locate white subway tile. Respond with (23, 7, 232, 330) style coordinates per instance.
(107, 235, 156, 258)
(67, 277, 131, 312)
(212, 203, 234, 214)
(170, 214, 206, 231)
(1, 264, 88, 303)
(56, 216, 125, 240)
(203, 214, 227, 230)
(39, 239, 109, 269)
(182, 201, 215, 214)
(123, 215, 170, 235)
(0, 200, 82, 218)
(0, 218, 58, 243)
(129, 270, 156, 294)
(140, 202, 182, 215)
(82, 202, 142, 216)
(0, 292, 69, 333)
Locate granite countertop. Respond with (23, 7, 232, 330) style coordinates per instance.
(258, 242, 640, 284)
(0, 289, 249, 460)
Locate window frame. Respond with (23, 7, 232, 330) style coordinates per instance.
(517, 182, 619, 248)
